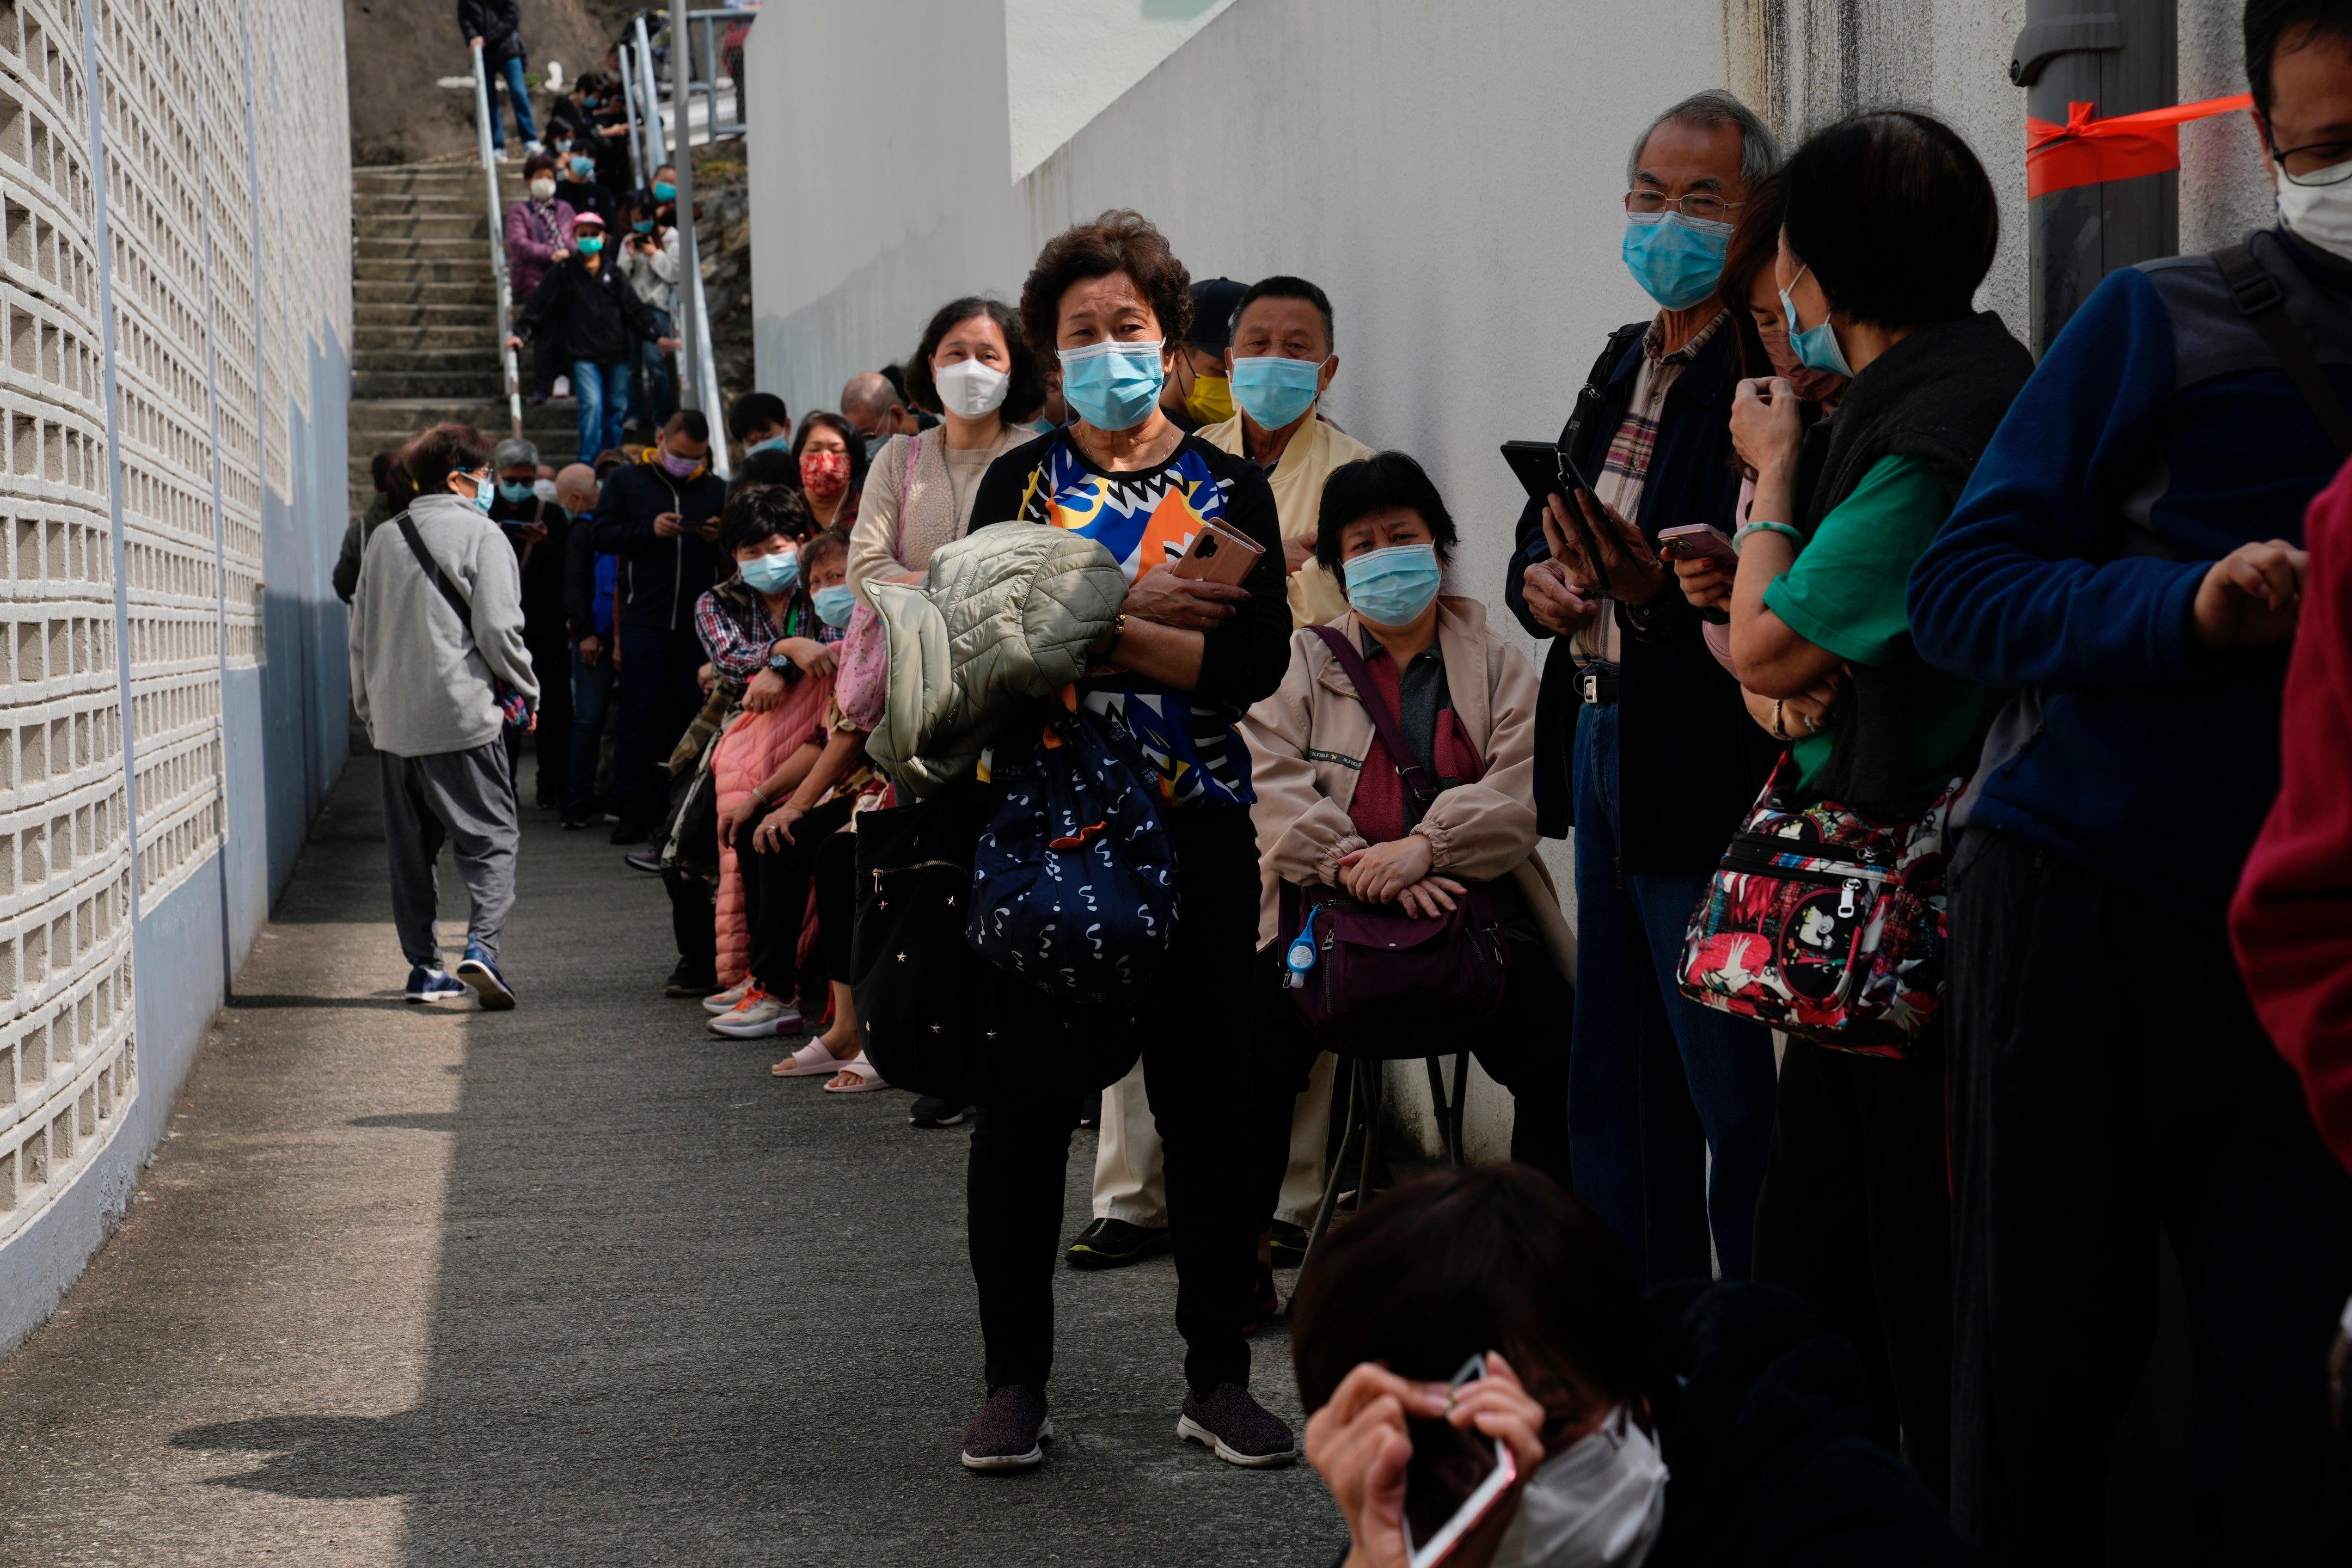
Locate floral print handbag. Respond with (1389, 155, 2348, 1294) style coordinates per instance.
(1675, 752, 1963, 1057)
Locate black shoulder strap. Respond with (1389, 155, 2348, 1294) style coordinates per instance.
(1310, 624, 1438, 820)
(1557, 321, 1649, 462)
(2213, 242, 2352, 457)
(394, 511, 476, 629)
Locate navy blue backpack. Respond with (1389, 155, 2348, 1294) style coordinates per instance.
(968, 702, 1176, 1004)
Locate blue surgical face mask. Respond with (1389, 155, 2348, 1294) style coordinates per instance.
(632, 219, 654, 235)
(738, 550, 798, 595)
(575, 235, 604, 255)
(569, 155, 595, 178)
(1058, 338, 1166, 432)
(1779, 266, 1856, 378)
(462, 473, 494, 514)
(652, 180, 677, 203)
(1229, 356, 1324, 431)
(1621, 211, 1734, 311)
(812, 584, 857, 627)
(746, 434, 791, 456)
(497, 480, 536, 505)
(1342, 542, 1442, 627)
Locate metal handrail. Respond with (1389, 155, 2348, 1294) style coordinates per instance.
(632, 17, 668, 180)
(614, 38, 647, 191)
(469, 43, 524, 441)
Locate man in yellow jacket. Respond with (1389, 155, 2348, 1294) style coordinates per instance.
(1069, 275, 1371, 1277)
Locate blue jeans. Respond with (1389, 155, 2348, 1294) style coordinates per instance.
(572, 359, 630, 464)
(629, 308, 675, 430)
(568, 641, 615, 808)
(1566, 699, 1778, 1285)
(485, 53, 538, 150)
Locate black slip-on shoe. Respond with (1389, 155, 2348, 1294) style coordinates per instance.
(909, 1095, 971, 1128)
(664, 961, 719, 999)
(960, 1384, 1051, 1472)
(623, 849, 664, 874)
(1177, 1383, 1296, 1468)
(1064, 1216, 1170, 1270)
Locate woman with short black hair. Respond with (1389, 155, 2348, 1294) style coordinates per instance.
(1671, 107, 2031, 1506)
(952, 209, 1295, 1475)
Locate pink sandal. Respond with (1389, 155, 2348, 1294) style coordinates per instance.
(821, 1053, 890, 1094)
(772, 1040, 855, 1078)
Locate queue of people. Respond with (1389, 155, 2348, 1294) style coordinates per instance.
(351, 3, 2352, 1559)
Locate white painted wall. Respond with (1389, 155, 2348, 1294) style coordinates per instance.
(1006, 0, 1240, 179)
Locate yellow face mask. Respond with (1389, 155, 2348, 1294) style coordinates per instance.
(1184, 372, 1234, 426)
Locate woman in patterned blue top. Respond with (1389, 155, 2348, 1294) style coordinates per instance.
(954, 211, 1297, 1475)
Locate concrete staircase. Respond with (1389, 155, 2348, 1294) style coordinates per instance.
(348, 162, 585, 512)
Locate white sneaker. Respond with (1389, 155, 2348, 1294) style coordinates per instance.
(703, 978, 754, 1015)
(707, 993, 805, 1039)
(525, 140, 546, 157)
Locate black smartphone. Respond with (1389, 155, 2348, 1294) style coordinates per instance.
(1500, 440, 1614, 596)
(1401, 1354, 1519, 1568)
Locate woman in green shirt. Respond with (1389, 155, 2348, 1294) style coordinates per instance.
(1673, 109, 2032, 1511)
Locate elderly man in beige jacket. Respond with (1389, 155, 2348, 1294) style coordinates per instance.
(1067, 278, 1382, 1276)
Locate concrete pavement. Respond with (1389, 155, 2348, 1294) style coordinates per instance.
(0, 762, 1338, 1565)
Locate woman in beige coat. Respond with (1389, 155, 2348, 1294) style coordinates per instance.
(1241, 451, 1574, 1190)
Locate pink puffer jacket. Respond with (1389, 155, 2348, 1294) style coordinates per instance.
(710, 671, 835, 986)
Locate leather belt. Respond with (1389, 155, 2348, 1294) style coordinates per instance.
(1578, 661, 1620, 705)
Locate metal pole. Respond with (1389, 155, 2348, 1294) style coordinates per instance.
(616, 40, 646, 191)
(634, 16, 670, 170)
(472, 44, 524, 439)
(2013, 0, 2178, 350)
(670, 0, 702, 418)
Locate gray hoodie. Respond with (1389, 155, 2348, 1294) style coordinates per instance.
(348, 491, 541, 757)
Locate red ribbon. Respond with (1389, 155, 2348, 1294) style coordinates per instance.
(2025, 92, 2255, 199)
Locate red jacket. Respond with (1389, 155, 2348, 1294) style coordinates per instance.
(2232, 455, 2352, 1175)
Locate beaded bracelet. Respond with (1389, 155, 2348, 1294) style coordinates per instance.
(1732, 520, 1803, 554)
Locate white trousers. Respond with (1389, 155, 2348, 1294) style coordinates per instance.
(1090, 1050, 1337, 1229)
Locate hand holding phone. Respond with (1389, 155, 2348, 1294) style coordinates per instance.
(1402, 1355, 1524, 1568)
(1171, 519, 1265, 586)
(1656, 523, 1738, 571)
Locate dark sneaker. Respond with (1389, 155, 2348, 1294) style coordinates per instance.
(1177, 1384, 1296, 1468)
(960, 1384, 1051, 1472)
(624, 849, 664, 874)
(1269, 1221, 1310, 1269)
(909, 1096, 970, 1128)
(609, 817, 651, 846)
(1064, 1217, 1171, 1270)
(664, 961, 718, 999)
(561, 802, 596, 830)
(404, 964, 465, 1003)
(455, 944, 516, 1010)
(1241, 1262, 1280, 1337)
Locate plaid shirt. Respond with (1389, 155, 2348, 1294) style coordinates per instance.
(693, 581, 839, 685)
(1576, 309, 1728, 666)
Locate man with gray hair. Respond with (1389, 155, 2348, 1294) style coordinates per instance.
(1502, 89, 1786, 1288)
(483, 434, 576, 809)
(839, 369, 921, 454)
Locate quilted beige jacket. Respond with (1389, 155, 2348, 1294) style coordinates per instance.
(865, 522, 1126, 796)
(1239, 596, 1573, 979)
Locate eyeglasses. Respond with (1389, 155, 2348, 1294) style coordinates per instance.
(2270, 139, 2352, 186)
(1624, 189, 1744, 222)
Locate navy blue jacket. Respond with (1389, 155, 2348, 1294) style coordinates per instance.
(1909, 227, 2352, 908)
(1503, 319, 1780, 873)
(590, 455, 729, 634)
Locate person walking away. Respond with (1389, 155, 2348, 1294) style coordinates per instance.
(336, 449, 411, 605)
(592, 411, 730, 846)
(1159, 276, 1245, 433)
(504, 157, 574, 402)
(557, 463, 613, 829)
(788, 412, 865, 532)
(457, 0, 540, 158)
(512, 212, 678, 481)
(843, 295, 1040, 1130)
(1674, 111, 2028, 1506)
(955, 210, 1295, 1473)
(348, 423, 538, 1009)
(1242, 450, 1577, 1209)
(617, 194, 681, 436)
(1085, 273, 1374, 1271)
(840, 371, 921, 460)
(1502, 90, 1784, 1287)
(1907, 5, 2352, 1558)
(485, 438, 575, 810)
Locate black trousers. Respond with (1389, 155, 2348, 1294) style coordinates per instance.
(1752, 1036, 1951, 1503)
(1946, 828, 2352, 1565)
(967, 806, 1260, 1398)
(1250, 925, 1574, 1221)
(739, 794, 857, 994)
(814, 827, 856, 984)
(660, 776, 719, 985)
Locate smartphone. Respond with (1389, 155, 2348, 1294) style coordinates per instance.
(1402, 1354, 1520, 1568)
(1171, 519, 1265, 585)
(1656, 522, 1738, 571)
(1501, 440, 1615, 595)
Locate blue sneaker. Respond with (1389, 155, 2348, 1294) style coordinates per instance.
(405, 964, 465, 1003)
(454, 944, 516, 1010)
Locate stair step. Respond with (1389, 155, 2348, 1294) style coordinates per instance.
(354, 368, 506, 399)
(353, 326, 503, 353)
(353, 345, 505, 372)
(353, 256, 496, 284)
(356, 236, 497, 260)
(353, 278, 498, 305)
(354, 300, 498, 328)
(354, 213, 491, 241)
